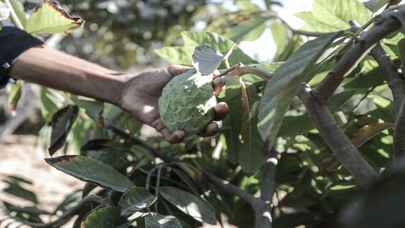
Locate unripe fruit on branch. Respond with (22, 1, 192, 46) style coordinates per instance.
(158, 70, 217, 134)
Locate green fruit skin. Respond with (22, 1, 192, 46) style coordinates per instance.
(159, 70, 217, 134)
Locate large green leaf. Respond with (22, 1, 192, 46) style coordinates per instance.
(40, 88, 65, 121)
(221, 63, 281, 172)
(6, 0, 27, 28)
(82, 207, 121, 228)
(258, 33, 337, 143)
(45, 155, 133, 192)
(159, 186, 216, 225)
(182, 31, 256, 65)
(192, 45, 224, 75)
(155, 32, 256, 67)
(271, 21, 290, 59)
(364, 0, 392, 12)
(72, 96, 104, 123)
(119, 187, 157, 216)
(296, 0, 372, 32)
(155, 46, 194, 66)
(48, 105, 79, 155)
(227, 16, 268, 43)
(25, 0, 83, 35)
(145, 213, 183, 228)
(7, 81, 22, 112)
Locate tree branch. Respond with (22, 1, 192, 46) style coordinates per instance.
(107, 125, 273, 227)
(315, 6, 405, 101)
(370, 43, 405, 160)
(260, 144, 278, 204)
(394, 99, 405, 159)
(220, 64, 273, 81)
(370, 43, 405, 115)
(204, 170, 272, 228)
(300, 85, 379, 188)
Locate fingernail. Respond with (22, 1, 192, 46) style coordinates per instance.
(168, 65, 189, 76)
(213, 77, 225, 96)
(205, 122, 220, 136)
(169, 130, 185, 144)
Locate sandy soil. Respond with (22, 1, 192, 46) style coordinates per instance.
(0, 135, 236, 228)
(0, 135, 83, 228)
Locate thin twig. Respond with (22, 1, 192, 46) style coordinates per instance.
(204, 171, 272, 228)
(315, 6, 405, 101)
(106, 125, 175, 163)
(108, 125, 273, 227)
(300, 85, 378, 188)
(220, 64, 273, 81)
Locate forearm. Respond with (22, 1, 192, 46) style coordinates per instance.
(10, 46, 126, 105)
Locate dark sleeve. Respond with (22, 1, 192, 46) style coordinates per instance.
(0, 26, 43, 88)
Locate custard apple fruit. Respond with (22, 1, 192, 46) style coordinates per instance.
(158, 70, 217, 133)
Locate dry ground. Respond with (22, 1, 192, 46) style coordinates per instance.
(0, 135, 83, 227)
(0, 135, 236, 228)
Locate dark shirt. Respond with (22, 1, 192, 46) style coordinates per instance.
(0, 26, 43, 88)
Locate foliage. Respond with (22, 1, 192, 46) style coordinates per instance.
(2, 0, 405, 228)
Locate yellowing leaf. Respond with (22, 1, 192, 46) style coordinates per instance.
(25, 0, 83, 35)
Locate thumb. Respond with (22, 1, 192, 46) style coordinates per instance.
(167, 65, 192, 77)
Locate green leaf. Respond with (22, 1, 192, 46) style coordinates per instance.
(72, 96, 104, 122)
(82, 206, 121, 228)
(40, 88, 65, 121)
(7, 81, 22, 112)
(159, 186, 216, 225)
(221, 63, 281, 172)
(119, 187, 157, 216)
(192, 45, 224, 75)
(364, 0, 391, 12)
(25, 0, 83, 35)
(45, 155, 133, 192)
(235, 0, 260, 11)
(271, 21, 290, 59)
(297, 0, 372, 32)
(258, 33, 337, 143)
(7, 0, 27, 28)
(155, 46, 194, 66)
(48, 105, 79, 155)
(145, 213, 183, 228)
(182, 31, 256, 65)
(227, 16, 268, 43)
(156, 32, 256, 67)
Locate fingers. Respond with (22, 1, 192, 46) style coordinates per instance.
(214, 102, 230, 120)
(167, 65, 192, 77)
(199, 102, 229, 137)
(153, 101, 229, 143)
(201, 122, 220, 137)
(212, 76, 226, 96)
(161, 128, 185, 144)
(151, 119, 185, 144)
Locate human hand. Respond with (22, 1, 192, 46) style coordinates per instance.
(119, 65, 229, 143)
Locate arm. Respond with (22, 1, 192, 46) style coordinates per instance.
(10, 46, 125, 105)
(2, 28, 228, 143)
